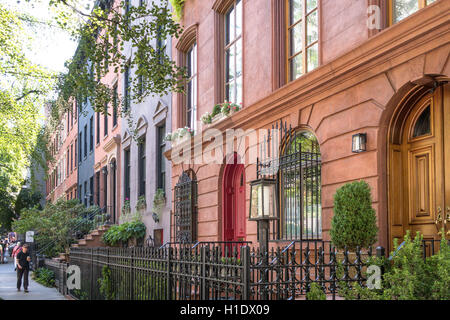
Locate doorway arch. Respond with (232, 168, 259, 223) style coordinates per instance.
(222, 153, 246, 242)
(387, 81, 450, 250)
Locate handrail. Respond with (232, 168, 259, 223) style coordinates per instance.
(36, 206, 106, 256)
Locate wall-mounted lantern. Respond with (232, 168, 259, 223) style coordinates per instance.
(352, 133, 367, 153)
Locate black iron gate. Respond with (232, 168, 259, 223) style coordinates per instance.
(174, 170, 198, 243)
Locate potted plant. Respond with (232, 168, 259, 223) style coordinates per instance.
(220, 101, 241, 117)
(122, 198, 131, 216)
(136, 195, 147, 212)
(211, 103, 225, 123)
(201, 112, 212, 125)
(151, 188, 166, 223)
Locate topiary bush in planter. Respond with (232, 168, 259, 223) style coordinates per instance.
(330, 180, 378, 251)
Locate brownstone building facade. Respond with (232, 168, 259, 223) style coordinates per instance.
(166, 0, 450, 251)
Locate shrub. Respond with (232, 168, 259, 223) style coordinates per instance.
(339, 231, 450, 300)
(32, 267, 55, 287)
(98, 266, 115, 300)
(306, 282, 326, 300)
(102, 220, 146, 247)
(13, 199, 102, 257)
(330, 180, 378, 251)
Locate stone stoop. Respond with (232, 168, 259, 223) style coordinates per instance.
(70, 224, 111, 249)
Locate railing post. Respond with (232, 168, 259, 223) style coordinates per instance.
(376, 246, 385, 275)
(130, 247, 135, 300)
(166, 247, 172, 300)
(201, 246, 206, 300)
(90, 248, 93, 300)
(241, 246, 250, 300)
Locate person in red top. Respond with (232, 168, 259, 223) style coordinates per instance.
(12, 242, 22, 271)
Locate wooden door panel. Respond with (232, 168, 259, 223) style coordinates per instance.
(408, 145, 434, 223)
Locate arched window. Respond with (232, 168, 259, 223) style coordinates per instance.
(174, 170, 198, 242)
(279, 130, 321, 240)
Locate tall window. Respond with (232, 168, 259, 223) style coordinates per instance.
(174, 170, 197, 242)
(279, 130, 321, 240)
(84, 181, 88, 206)
(96, 112, 100, 144)
(186, 43, 197, 131)
(138, 139, 146, 197)
(70, 144, 73, 172)
(157, 124, 166, 190)
(124, 65, 130, 111)
(89, 176, 94, 206)
(389, 0, 436, 24)
(225, 0, 242, 104)
(79, 132, 82, 163)
(124, 148, 131, 200)
(112, 85, 118, 127)
(287, 0, 319, 81)
(96, 171, 100, 206)
(74, 138, 77, 168)
(104, 105, 108, 136)
(66, 148, 70, 177)
(84, 124, 87, 158)
(89, 116, 93, 151)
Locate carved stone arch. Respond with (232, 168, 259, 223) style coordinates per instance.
(136, 115, 148, 139)
(122, 128, 132, 150)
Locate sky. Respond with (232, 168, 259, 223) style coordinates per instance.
(4, 0, 95, 73)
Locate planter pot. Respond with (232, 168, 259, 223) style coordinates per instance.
(127, 237, 144, 247)
(212, 113, 227, 124)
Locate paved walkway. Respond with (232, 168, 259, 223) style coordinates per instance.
(0, 256, 66, 300)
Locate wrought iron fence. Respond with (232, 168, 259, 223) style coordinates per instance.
(67, 241, 380, 300)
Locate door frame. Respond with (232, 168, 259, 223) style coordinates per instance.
(387, 82, 447, 251)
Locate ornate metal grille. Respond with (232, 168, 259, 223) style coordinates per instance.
(257, 121, 322, 240)
(174, 170, 198, 242)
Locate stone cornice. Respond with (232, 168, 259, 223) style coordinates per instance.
(165, 1, 450, 161)
(103, 134, 121, 153)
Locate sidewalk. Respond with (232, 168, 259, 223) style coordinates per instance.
(0, 256, 66, 300)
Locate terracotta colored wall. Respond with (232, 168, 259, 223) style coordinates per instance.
(168, 0, 450, 249)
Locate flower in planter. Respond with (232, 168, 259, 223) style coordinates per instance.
(165, 132, 172, 142)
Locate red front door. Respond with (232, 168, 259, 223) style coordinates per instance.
(223, 160, 246, 242)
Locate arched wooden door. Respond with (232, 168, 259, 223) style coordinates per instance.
(389, 84, 450, 250)
(222, 156, 246, 242)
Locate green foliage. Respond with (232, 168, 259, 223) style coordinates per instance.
(330, 180, 378, 251)
(72, 289, 88, 300)
(98, 265, 115, 300)
(306, 282, 327, 300)
(51, 0, 186, 138)
(14, 187, 42, 215)
(340, 231, 450, 300)
(211, 104, 222, 117)
(102, 220, 146, 247)
(32, 267, 55, 287)
(169, 0, 185, 21)
(12, 199, 101, 257)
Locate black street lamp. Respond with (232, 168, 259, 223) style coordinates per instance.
(249, 178, 279, 300)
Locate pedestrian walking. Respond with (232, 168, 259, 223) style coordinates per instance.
(16, 244, 31, 293)
(0, 241, 3, 264)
